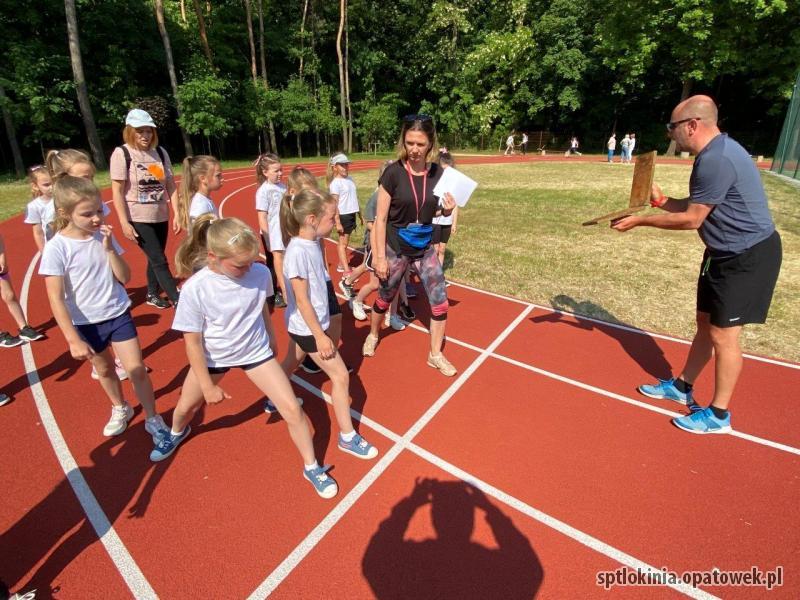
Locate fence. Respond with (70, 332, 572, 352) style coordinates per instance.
(770, 71, 800, 180)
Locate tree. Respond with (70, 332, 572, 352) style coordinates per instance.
(0, 82, 24, 177)
(176, 71, 232, 153)
(277, 77, 315, 157)
(354, 93, 406, 151)
(256, 0, 277, 151)
(192, 0, 215, 68)
(154, 0, 193, 156)
(336, 0, 352, 152)
(63, 0, 106, 168)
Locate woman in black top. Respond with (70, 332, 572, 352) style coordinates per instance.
(361, 115, 457, 376)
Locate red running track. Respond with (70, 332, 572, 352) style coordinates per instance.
(1, 157, 797, 599)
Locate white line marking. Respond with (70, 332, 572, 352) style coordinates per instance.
(18, 253, 158, 599)
(247, 305, 533, 598)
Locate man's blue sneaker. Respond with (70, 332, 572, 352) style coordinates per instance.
(150, 425, 191, 462)
(338, 432, 378, 459)
(672, 407, 731, 435)
(303, 465, 338, 498)
(264, 396, 304, 414)
(639, 378, 696, 406)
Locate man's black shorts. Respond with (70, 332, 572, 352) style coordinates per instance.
(697, 230, 782, 327)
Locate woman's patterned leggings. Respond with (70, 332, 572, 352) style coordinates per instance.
(373, 243, 448, 321)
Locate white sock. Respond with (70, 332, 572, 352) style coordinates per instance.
(304, 461, 320, 472)
(170, 428, 184, 437)
(340, 430, 356, 442)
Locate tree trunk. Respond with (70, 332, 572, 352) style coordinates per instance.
(180, 0, 187, 23)
(344, 2, 352, 152)
(299, 0, 310, 77)
(296, 133, 302, 158)
(154, 0, 194, 157)
(64, 0, 106, 168)
(0, 83, 25, 177)
(666, 79, 693, 156)
(256, 0, 276, 151)
(192, 0, 214, 67)
(244, 0, 257, 84)
(336, 0, 348, 151)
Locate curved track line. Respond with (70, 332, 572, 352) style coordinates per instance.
(18, 253, 157, 599)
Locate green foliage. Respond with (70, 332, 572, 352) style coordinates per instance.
(277, 76, 314, 139)
(354, 93, 406, 148)
(176, 70, 232, 139)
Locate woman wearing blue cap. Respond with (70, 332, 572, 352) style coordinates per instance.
(109, 109, 181, 308)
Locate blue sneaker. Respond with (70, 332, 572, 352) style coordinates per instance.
(264, 396, 304, 414)
(338, 432, 378, 459)
(303, 465, 338, 498)
(149, 425, 191, 462)
(672, 407, 731, 434)
(638, 378, 695, 406)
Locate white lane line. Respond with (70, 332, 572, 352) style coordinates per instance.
(246, 305, 533, 598)
(288, 356, 719, 599)
(18, 253, 158, 599)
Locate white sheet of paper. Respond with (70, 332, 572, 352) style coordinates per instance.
(433, 167, 477, 207)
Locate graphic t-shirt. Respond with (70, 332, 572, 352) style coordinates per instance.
(109, 145, 174, 223)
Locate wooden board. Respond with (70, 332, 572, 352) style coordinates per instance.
(582, 151, 657, 226)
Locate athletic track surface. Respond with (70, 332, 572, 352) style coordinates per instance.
(1, 154, 796, 599)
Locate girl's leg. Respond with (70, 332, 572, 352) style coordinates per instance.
(0, 278, 28, 329)
(329, 313, 342, 347)
(246, 359, 316, 465)
(309, 352, 353, 433)
(170, 368, 224, 434)
(280, 338, 305, 376)
(337, 233, 351, 273)
(272, 251, 286, 297)
(111, 337, 156, 418)
(89, 348, 126, 407)
(355, 272, 380, 305)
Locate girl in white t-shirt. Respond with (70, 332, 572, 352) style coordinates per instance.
(279, 189, 378, 462)
(177, 155, 223, 230)
(24, 165, 55, 252)
(327, 153, 363, 276)
(39, 176, 168, 443)
(0, 233, 44, 347)
(255, 153, 288, 308)
(156, 216, 338, 498)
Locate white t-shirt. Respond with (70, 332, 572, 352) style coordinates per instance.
(506, 136, 514, 147)
(24, 197, 56, 242)
(255, 181, 286, 252)
(629, 137, 636, 152)
(172, 263, 274, 367)
(189, 192, 218, 222)
(39, 232, 130, 325)
(283, 237, 330, 336)
(329, 177, 359, 215)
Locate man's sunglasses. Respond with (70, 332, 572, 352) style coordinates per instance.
(666, 117, 700, 131)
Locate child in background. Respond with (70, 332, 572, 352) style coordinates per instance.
(155, 216, 338, 498)
(177, 155, 223, 230)
(39, 176, 168, 441)
(24, 165, 55, 252)
(327, 154, 363, 275)
(255, 153, 288, 308)
(0, 233, 44, 347)
(432, 151, 459, 276)
(278, 188, 379, 461)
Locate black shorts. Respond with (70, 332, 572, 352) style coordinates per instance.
(339, 213, 357, 235)
(326, 280, 342, 316)
(697, 230, 782, 328)
(432, 224, 452, 245)
(207, 354, 274, 375)
(289, 329, 330, 354)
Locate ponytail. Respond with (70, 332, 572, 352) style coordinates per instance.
(175, 214, 215, 276)
(178, 155, 219, 231)
(46, 149, 95, 181)
(254, 152, 280, 185)
(280, 188, 332, 247)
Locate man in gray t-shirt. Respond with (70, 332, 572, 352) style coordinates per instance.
(612, 95, 782, 435)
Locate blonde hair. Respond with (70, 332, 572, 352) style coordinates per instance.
(280, 188, 334, 246)
(254, 153, 281, 185)
(45, 149, 96, 181)
(286, 166, 319, 194)
(175, 216, 258, 277)
(122, 125, 159, 150)
(177, 155, 220, 230)
(28, 165, 51, 199)
(52, 176, 100, 232)
(396, 118, 438, 163)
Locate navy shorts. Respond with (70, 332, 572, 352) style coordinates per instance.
(207, 354, 273, 375)
(339, 213, 357, 235)
(76, 310, 137, 354)
(326, 280, 342, 316)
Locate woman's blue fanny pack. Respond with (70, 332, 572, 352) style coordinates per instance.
(397, 223, 433, 249)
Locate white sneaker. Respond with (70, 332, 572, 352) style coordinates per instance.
(389, 314, 407, 330)
(384, 312, 390, 327)
(362, 333, 379, 357)
(144, 414, 170, 443)
(351, 299, 367, 321)
(103, 402, 134, 436)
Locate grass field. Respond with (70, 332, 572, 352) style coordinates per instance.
(1, 158, 796, 362)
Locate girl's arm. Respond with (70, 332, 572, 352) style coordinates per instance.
(373, 186, 391, 279)
(184, 331, 230, 404)
(44, 275, 94, 360)
(110, 179, 138, 241)
(257, 210, 269, 235)
(331, 195, 343, 234)
(32, 225, 45, 253)
(0, 235, 6, 274)
(262, 302, 278, 357)
(101, 226, 131, 284)
(290, 277, 335, 359)
(451, 206, 459, 234)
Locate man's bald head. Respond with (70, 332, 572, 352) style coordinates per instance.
(670, 95, 721, 153)
(673, 95, 718, 126)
